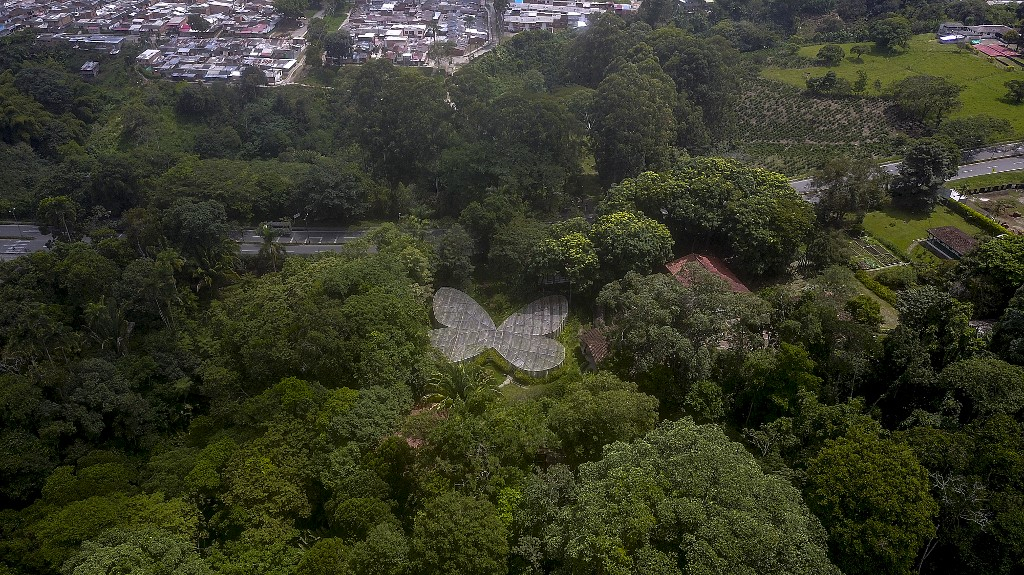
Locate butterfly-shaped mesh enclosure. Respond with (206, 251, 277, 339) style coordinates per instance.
(430, 287, 569, 375)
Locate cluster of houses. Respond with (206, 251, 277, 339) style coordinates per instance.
(936, 22, 1016, 43)
(0, 0, 279, 39)
(502, 0, 631, 33)
(342, 0, 489, 66)
(136, 36, 300, 83)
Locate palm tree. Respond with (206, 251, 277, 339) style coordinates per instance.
(423, 361, 497, 409)
(257, 223, 287, 272)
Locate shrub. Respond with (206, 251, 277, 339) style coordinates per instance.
(874, 265, 917, 290)
(855, 270, 898, 305)
(943, 198, 1008, 236)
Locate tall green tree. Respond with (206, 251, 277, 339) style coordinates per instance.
(589, 211, 673, 280)
(891, 76, 963, 127)
(870, 16, 912, 52)
(411, 493, 509, 575)
(592, 48, 677, 185)
(890, 137, 960, 211)
(805, 426, 938, 575)
(553, 418, 840, 575)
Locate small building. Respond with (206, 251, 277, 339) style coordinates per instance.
(926, 226, 978, 259)
(580, 326, 610, 369)
(79, 60, 100, 78)
(665, 254, 750, 293)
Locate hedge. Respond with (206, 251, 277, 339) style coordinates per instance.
(942, 198, 1008, 236)
(855, 270, 898, 306)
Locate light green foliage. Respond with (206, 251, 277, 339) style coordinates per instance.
(547, 372, 659, 463)
(805, 426, 937, 575)
(957, 234, 1024, 316)
(531, 231, 599, 293)
(411, 493, 509, 575)
(61, 527, 209, 575)
(554, 418, 839, 575)
(152, 157, 307, 223)
(605, 158, 813, 276)
(297, 538, 351, 575)
(203, 252, 430, 393)
(740, 343, 823, 427)
(24, 493, 199, 570)
(589, 211, 673, 280)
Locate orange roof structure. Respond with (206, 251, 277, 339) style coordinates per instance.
(665, 254, 750, 293)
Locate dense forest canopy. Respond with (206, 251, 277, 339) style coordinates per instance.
(2, 0, 1024, 572)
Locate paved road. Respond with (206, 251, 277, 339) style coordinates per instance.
(240, 243, 352, 255)
(791, 155, 1024, 197)
(0, 224, 51, 262)
(237, 228, 369, 245)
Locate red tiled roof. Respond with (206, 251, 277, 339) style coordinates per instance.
(927, 226, 978, 256)
(665, 253, 750, 293)
(580, 327, 610, 365)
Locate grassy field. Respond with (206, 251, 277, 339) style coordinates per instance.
(951, 169, 1024, 190)
(762, 35, 1024, 134)
(862, 204, 987, 252)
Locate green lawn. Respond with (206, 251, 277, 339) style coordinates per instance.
(951, 169, 1024, 190)
(862, 204, 987, 252)
(762, 35, 1024, 135)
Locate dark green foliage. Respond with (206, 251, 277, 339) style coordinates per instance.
(816, 43, 845, 65)
(992, 284, 1024, 365)
(936, 115, 1012, 151)
(547, 372, 659, 463)
(1005, 79, 1024, 104)
(805, 426, 937, 575)
(891, 138, 960, 211)
(411, 493, 509, 575)
(870, 16, 912, 52)
(3, 19, 1024, 575)
(891, 76, 963, 127)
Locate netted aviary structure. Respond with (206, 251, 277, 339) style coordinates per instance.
(430, 287, 569, 375)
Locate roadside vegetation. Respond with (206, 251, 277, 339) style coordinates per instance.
(2, 1, 1024, 574)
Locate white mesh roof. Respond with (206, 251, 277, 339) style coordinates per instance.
(430, 287, 568, 374)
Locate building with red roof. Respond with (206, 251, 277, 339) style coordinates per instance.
(665, 254, 750, 293)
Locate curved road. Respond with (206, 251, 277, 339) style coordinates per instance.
(791, 152, 1024, 198)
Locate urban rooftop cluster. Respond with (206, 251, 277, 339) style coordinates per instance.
(343, 0, 489, 66)
(0, 0, 279, 37)
(136, 36, 301, 83)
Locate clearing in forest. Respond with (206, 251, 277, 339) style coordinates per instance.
(762, 34, 1024, 134)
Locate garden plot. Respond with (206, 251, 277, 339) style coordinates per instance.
(848, 237, 904, 270)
